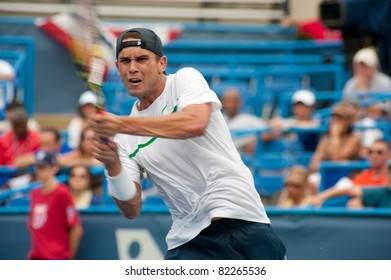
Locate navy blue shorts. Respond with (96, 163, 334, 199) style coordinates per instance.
(165, 218, 286, 260)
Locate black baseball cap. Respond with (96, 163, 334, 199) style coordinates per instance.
(35, 151, 58, 167)
(115, 28, 163, 59)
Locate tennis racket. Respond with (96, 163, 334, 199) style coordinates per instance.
(70, 0, 107, 113)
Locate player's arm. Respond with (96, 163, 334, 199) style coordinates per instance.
(68, 224, 83, 260)
(92, 103, 211, 139)
(112, 181, 142, 219)
(93, 137, 142, 219)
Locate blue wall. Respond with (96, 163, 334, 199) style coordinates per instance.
(0, 16, 89, 114)
(1, 207, 390, 260)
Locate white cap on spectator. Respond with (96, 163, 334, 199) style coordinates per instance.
(291, 89, 315, 106)
(79, 90, 98, 106)
(353, 47, 378, 68)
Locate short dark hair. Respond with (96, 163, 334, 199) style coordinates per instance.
(41, 127, 62, 143)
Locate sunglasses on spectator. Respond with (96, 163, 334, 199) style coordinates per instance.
(284, 182, 301, 189)
(69, 173, 88, 179)
(368, 149, 386, 156)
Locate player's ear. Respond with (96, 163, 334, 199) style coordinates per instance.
(158, 56, 167, 74)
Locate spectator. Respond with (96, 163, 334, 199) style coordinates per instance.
(2, 127, 67, 192)
(67, 165, 102, 209)
(0, 59, 15, 81)
(221, 87, 267, 156)
(355, 101, 388, 158)
(310, 139, 390, 208)
(280, 16, 342, 40)
(264, 89, 320, 152)
(67, 90, 99, 149)
(57, 127, 102, 167)
(308, 102, 361, 192)
(13, 127, 65, 168)
(0, 105, 40, 166)
(28, 151, 83, 259)
(0, 101, 40, 134)
(277, 165, 313, 208)
(343, 47, 391, 99)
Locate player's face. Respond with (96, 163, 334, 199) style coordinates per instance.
(116, 40, 167, 102)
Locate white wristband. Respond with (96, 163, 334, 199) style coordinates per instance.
(105, 168, 137, 201)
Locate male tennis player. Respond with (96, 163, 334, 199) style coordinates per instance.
(91, 28, 286, 259)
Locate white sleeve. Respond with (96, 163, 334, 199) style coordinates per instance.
(174, 67, 221, 112)
(114, 134, 142, 186)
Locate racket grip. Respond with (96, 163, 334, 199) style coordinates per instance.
(96, 107, 109, 144)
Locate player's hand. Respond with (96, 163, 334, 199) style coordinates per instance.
(90, 112, 122, 138)
(92, 136, 120, 170)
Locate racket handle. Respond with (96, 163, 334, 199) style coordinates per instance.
(95, 106, 109, 144)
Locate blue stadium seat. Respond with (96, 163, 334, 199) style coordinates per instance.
(253, 173, 285, 197)
(6, 194, 30, 206)
(319, 160, 370, 192)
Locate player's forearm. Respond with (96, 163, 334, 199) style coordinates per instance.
(114, 184, 142, 220)
(121, 115, 203, 139)
(119, 104, 211, 139)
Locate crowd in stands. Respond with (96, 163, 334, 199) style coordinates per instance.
(1, 40, 391, 216)
(0, 91, 104, 211)
(219, 46, 391, 210)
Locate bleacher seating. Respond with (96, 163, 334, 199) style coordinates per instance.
(6, 17, 385, 211)
(319, 160, 371, 192)
(177, 23, 297, 41)
(0, 0, 286, 24)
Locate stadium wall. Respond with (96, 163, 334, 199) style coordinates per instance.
(1, 207, 390, 260)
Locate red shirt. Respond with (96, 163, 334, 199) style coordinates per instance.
(298, 19, 342, 40)
(353, 169, 389, 188)
(0, 130, 40, 165)
(28, 183, 80, 260)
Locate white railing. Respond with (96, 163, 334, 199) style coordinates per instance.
(0, 0, 286, 23)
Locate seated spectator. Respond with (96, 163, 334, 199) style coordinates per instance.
(280, 16, 342, 40)
(67, 165, 102, 209)
(308, 102, 361, 192)
(13, 127, 67, 168)
(355, 101, 388, 158)
(0, 105, 40, 166)
(2, 127, 68, 191)
(310, 139, 390, 208)
(57, 127, 102, 167)
(263, 89, 320, 152)
(221, 87, 267, 156)
(0, 101, 40, 134)
(67, 90, 99, 149)
(343, 47, 391, 100)
(311, 181, 391, 209)
(277, 165, 313, 208)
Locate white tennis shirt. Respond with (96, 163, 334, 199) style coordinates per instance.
(113, 67, 270, 250)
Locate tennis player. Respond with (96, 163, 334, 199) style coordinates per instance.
(91, 28, 286, 260)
